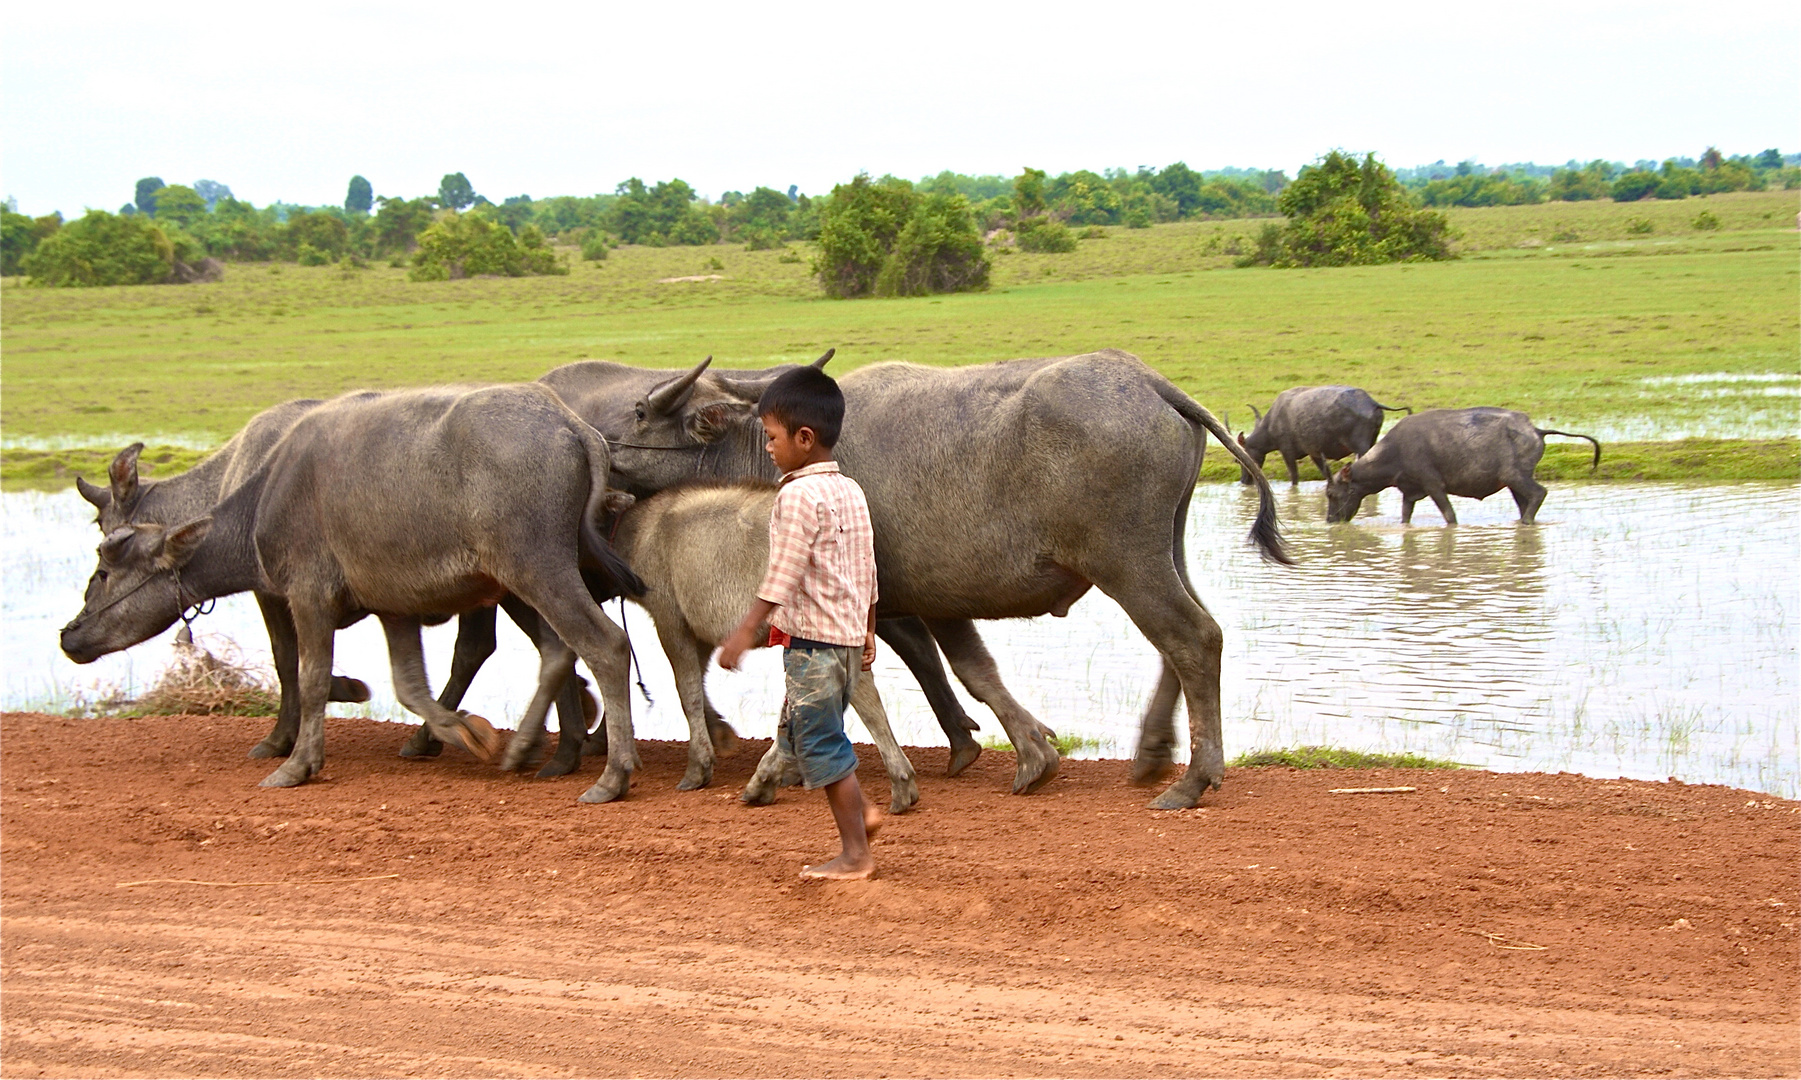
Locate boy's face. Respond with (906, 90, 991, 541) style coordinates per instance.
(761, 414, 817, 474)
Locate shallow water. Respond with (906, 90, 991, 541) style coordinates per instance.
(5, 482, 1797, 797)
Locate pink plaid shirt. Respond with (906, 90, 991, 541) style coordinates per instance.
(756, 461, 878, 647)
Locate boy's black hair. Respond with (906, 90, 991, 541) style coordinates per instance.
(756, 366, 845, 447)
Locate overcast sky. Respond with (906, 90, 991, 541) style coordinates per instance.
(4, 0, 1795, 217)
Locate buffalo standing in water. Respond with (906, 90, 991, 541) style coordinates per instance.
(1237, 385, 1410, 486)
(1325, 407, 1601, 525)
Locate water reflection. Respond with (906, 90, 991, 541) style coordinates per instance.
(3, 481, 1797, 797)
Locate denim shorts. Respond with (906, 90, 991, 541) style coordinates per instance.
(777, 644, 860, 789)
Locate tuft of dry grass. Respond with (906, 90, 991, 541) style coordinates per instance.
(130, 630, 281, 717)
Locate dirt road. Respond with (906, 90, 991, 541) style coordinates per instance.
(2, 712, 1795, 1078)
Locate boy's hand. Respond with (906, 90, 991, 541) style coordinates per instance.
(717, 626, 758, 671)
(861, 631, 877, 672)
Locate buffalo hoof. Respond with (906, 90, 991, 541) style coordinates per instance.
(536, 749, 582, 779)
(499, 733, 543, 773)
(1129, 751, 1176, 787)
(1147, 769, 1221, 810)
(247, 738, 292, 760)
(946, 739, 981, 777)
(707, 718, 740, 756)
(1012, 746, 1060, 795)
(578, 769, 630, 804)
(740, 779, 777, 806)
(887, 776, 920, 814)
(398, 726, 443, 759)
(677, 763, 713, 791)
(450, 712, 504, 763)
(329, 676, 372, 704)
(259, 758, 317, 787)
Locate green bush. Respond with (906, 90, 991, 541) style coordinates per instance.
(296, 242, 330, 266)
(1625, 217, 1654, 235)
(1015, 216, 1077, 252)
(1610, 171, 1660, 202)
(579, 228, 611, 260)
(409, 212, 568, 281)
(1243, 151, 1453, 268)
(2, 208, 60, 275)
(872, 191, 989, 297)
(1692, 210, 1721, 231)
(21, 210, 174, 286)
(814, 176, 989, 299)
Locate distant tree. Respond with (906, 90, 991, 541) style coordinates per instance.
(345, 175, 373, 214)
(1416, 172, 1545, 207)
(372, 196, 437, 254)
(1012, 167, 1047, 218)
(21, 209, 174, 286)
(193, 180, 233, 211)
(491, 195, 535, 233)
(437, 172, 476, 211)
(1699, 146, 1724, 171)
(1549, 161, 1614, 201)
(1047, 169, 1122, 224)
(1149, 162, 1203, 217)
(1755, 148, 1783, 170)
(1609, 170, 1660, 201)
(134, 177, 166, 217)
(1241, 151, 1453, 268)
(409, 212, 567, 280)
(606, 177, 716, 246)
(150, 185, 209, 227)
(1258, 169, 1290, 193)
(283, 209, 350, 259)
(0, 207, 57, 275)
(813, 174, 988, 298)
(120, 204, 137, 215)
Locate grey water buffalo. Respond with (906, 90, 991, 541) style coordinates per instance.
(1237, 386, 1410, 485)
(539, 353, 985, 776)
(79, 413, 597, 777)
(61, 384, 647, 794)
(588, 348, 1290, 810)
(1325, 407, 1601, 525)
(610, 480, 919, 812)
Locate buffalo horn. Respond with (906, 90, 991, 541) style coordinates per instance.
(810, 348, 835, 370)
(646, 355, 712, 414)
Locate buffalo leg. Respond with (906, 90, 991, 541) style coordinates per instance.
(1089, 563, 1227, 810)
(1400, 494, 1419, 524)
(376, 616, 505, 762)
(402, 608, 499, 759)
(538, 676, 595, 778)
(878, 616, 982, 775)
(1281, 453, 1301, 486)
(657, 619, 720, 791)
(494, 601, 583, 773)
(1309, 453, 1333, 482)
(1512, 480, 1547, 523)
(505, 570, 638, 804)
(1427, 488, 1458, 525)
(922, 618, 1060, 795)
(259, 601, 338, 788)
(249, 593, 374, 759)
(1129, 662, 1184, 785)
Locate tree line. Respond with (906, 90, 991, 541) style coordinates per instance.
(3, 147, 1792, 292)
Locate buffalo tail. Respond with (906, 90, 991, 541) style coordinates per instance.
(1162, 387, 1294, 566)
(1537, 429, 1603, 472)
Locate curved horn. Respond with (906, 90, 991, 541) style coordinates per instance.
(810, 348, 835, 370)
(646, 356, 712, 414)
(1246, 403, 1263, 425)
(76, 475, 111, 510)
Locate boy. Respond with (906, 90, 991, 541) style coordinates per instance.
(717, 366, 882, 880)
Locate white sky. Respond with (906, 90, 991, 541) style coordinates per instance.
(3, 1, 1796, 217)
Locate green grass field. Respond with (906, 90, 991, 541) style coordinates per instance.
(3, 190, 1794, 488)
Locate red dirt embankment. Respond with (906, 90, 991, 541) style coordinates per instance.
(1, 712, 1795, 1078)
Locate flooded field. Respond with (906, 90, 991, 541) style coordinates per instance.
(5, 482, 1796, 797)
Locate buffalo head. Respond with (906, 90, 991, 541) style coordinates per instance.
(60, 517, 212, 664)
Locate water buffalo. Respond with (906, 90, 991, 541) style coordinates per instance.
(79, 415, 598, 778)
(61, 384, 647, 793)
(609, 480, 919, 812)
(1325, 407, 1601, 525)
(588, 348, 1290, 810)
(540, 353, 986, 776)
(1237, 386, 1410, 485)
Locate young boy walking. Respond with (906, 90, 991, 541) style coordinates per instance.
(717, 366, 882, 880)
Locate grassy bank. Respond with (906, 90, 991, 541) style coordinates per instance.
(3, 190, 1794, 487)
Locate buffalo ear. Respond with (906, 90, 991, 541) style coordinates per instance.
(108, 443, 145, 508)
(158, 516, 212, 570)
(688, 400, 754, 443)
(99, 527, 136, 563)
(1333, 465, 1352, 484)
(76, 476, 112, 511)
(601, 491, 636, 514)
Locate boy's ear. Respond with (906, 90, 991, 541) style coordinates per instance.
(793, 425, 817, 448)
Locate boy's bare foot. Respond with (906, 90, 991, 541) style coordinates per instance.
(863, 800, 884, 840)
(800, 854, 874, 880)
